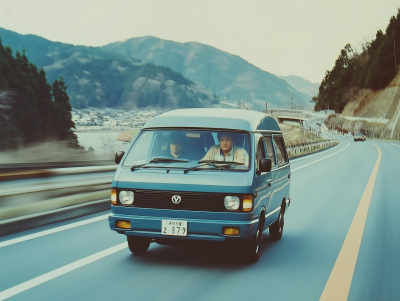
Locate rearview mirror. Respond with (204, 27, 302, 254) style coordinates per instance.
(115, 151, 125, 164)
(259, 158, 271, 173)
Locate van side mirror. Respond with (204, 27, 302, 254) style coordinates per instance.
(115, 151, 125, 164)
(259, 158, 272, 173)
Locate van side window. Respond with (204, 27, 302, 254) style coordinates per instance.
(263, 136, 276, 167)
(256, 138, 266, 171)
(273, 136, 288, 167)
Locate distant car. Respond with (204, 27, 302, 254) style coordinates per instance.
(354, 133, 365, 142)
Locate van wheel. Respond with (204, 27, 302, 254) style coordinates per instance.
(269, 210, 284, 241)
(244, 226, 263, 263)
(127, 236, 151, 255)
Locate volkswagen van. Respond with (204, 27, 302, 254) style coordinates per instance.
(109, 108, 291, 263)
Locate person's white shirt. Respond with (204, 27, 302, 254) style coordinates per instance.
(201, 145, 249, 165)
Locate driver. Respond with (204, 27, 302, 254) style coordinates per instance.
(201, 132, 248, 165)
(169, 132, 186, 158)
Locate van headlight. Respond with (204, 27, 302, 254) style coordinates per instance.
(119, 191, 134, 204)
(224, 196, 240, 210)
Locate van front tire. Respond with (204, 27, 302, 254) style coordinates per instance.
(244, 227, 263, 263)
(127, 236, 151, 255)
(269, 210, 284, 241)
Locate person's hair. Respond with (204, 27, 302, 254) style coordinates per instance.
(217, 132, 234, 141)
(169, 132, 185, 145)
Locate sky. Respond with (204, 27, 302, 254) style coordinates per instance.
(0, 0, 398, 83)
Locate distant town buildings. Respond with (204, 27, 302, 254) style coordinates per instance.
(72, 108, 161, 130)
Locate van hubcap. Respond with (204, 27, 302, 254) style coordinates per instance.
(279, 214, 284, 234)
(255, 229, 260, 253)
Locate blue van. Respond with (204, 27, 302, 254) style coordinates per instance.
(109, 108, 291, 263)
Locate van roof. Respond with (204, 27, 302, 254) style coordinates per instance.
(143, 108, 281, 132)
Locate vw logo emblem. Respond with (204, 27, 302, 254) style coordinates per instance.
(171, 195, 181, 204)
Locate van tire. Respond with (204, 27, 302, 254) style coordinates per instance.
(269, 210, 284, 241)
(244, 226, 263, 263)
(127, 236, 151, 255)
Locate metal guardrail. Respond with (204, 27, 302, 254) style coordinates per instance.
(0, 165, 116, 224)
(0, 160, 115, 172)
(286, 139, 340, 157)
(0, 164, 117, 182)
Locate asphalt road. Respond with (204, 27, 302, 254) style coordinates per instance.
(0, 136, 399, 301)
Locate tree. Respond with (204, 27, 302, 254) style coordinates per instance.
(52, 78, 78, 147)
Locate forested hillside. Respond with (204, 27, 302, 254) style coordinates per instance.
(313, 9, 400, 112)
(0, 39, 77, 149)
(44, 55, 218, 109)
(101, 37, 311, 110)
(0, 28, 219, 110)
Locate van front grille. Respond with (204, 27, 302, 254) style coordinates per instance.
(133, 190, 224, 212)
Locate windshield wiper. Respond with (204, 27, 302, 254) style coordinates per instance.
(131, 157, 188, 171)
(183, 162, 227, 174)
(184, 159, 245, 174)
(149, 157, 189, 163)
(183, 160, 245, 174)
(198, 160, 244, 165)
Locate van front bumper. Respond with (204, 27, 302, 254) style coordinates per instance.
(109, 212, 259, 242)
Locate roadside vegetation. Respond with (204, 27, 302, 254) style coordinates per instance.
(279, 123, 327, 147)
(0, 40, 78, 150)
(313, 9, 400, 113)
(0, 141, 100, 164)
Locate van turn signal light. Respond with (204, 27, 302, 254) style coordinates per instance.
(111, 189, 117, 205)
(115, 220, 131, 229)
(242, 195, 253, 212)
(223, 227, 240, 236)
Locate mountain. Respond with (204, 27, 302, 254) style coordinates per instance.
(101, 36, 311, 110)
(277, 75, 319, 98)
(43, 56, 218, 109)
(0, 28, 310, 111)
(0, 28, 218, 109)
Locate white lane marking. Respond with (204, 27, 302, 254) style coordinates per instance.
(0, 242, 127, 300)
(0, 214, 109, 249)
(391, 143, 400, 148)
(290, 140, 342, 163)
(292, 140, 351, 173)
(319, 144, 382, 301)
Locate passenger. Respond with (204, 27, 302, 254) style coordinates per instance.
(201, 132, 249, 165)
(169, 132, 186, 159)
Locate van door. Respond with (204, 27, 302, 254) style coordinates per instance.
(263, 135, 279, 226)
(267, 135, 290, 224)
(254, 134, 271, 231)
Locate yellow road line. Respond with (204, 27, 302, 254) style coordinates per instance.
(319, 143, 382, 301)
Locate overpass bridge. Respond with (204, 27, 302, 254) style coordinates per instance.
(265, 108, 329, 135)
(276, 115, 308, 123)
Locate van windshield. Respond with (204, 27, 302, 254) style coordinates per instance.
(123, 129, 250, 171)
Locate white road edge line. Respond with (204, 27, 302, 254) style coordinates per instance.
(391, 143, 400, 148)
(0, 214, 109, 249)
(292, 140, 351, 173)
(290, 139, 342, 163)
(0, 242, 127, 300)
